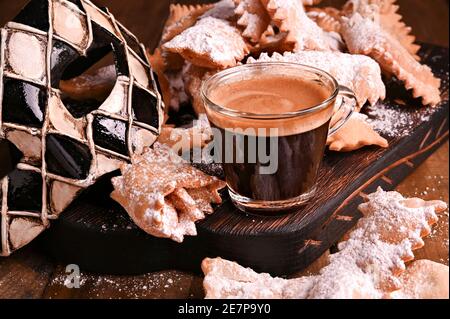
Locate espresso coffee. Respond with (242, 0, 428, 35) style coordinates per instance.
(210, 76, 329, 115)
(207, 75, 332, 207)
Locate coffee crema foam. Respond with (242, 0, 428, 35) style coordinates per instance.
(206, 75, 335, 136)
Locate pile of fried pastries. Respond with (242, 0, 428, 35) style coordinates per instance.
(149, 0, 442, 152)
(111, 142, 225, 242)
(110, 1, 448, 298)
(202, 188, 449, 299)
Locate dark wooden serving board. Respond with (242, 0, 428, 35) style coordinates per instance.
(39, 44, 449, 276)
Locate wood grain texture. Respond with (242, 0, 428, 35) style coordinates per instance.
(0, 0, 448, 299)
(0, 244, 55, 298)
(396, 142, 449, 266)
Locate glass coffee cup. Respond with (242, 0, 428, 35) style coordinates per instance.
(201, 62, 356, 213)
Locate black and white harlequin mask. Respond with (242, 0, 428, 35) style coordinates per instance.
(0, 0, 164, 256)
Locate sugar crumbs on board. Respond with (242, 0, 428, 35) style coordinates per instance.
(47, 270, 193, 299)
(365, 65, 448, 139)
(365, 102, 434, 138)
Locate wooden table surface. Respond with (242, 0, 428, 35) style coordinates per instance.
(0, 0, 448, 299)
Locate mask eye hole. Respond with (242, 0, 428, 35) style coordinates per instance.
(59, 50, 118, 119)
(51, 21, 124, 119)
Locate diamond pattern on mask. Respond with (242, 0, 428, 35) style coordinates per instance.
(0, 0, 163, 256)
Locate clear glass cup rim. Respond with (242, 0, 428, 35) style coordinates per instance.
(201, 61, 340, 120)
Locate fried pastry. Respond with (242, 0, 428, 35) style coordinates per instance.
(202, 257, 316, 298)
(162, 4, 199, 30)
(202, 188, 447, 298)
(253, 25, 295, 54)
(163, 17, 250, 69)
(327, 113, 388, 152)
(187, 185, 223, 214)
(391, 260, 449, 299)
(342, 0, 420, 59)
(311, 189, 446, 297)
(306, 7, 343, 33)
(247, 51, 386, 107)
(341, 13, 441, 106)
(111, 143, 226, 242)
(234, 0, 271, 43)
(158, 114, 213, 152)
(159, 4, 213, 72)
(260, 0, 339, 51)
(161, 4, 213, 44)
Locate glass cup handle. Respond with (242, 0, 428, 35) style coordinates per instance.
(328, 85, 358, 137)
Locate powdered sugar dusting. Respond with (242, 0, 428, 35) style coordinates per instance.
(235, 0, 270, 43)
(247, 51, 385, 106)
(343, 0, 421, 58)
(365, 101, 434, 137)
(202, 257, 316, 299)
(163, 17, 249, 68)
(264, 0, 337, 52)
(202, 189, 447, 299)
(341, 13, 441, 106)
(111, 143, 226, 243)
(391, 260, 449, 299)
(308, 188, 446, 298)
(48, 269, 192, 299)
(306, 8, 342, 33)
